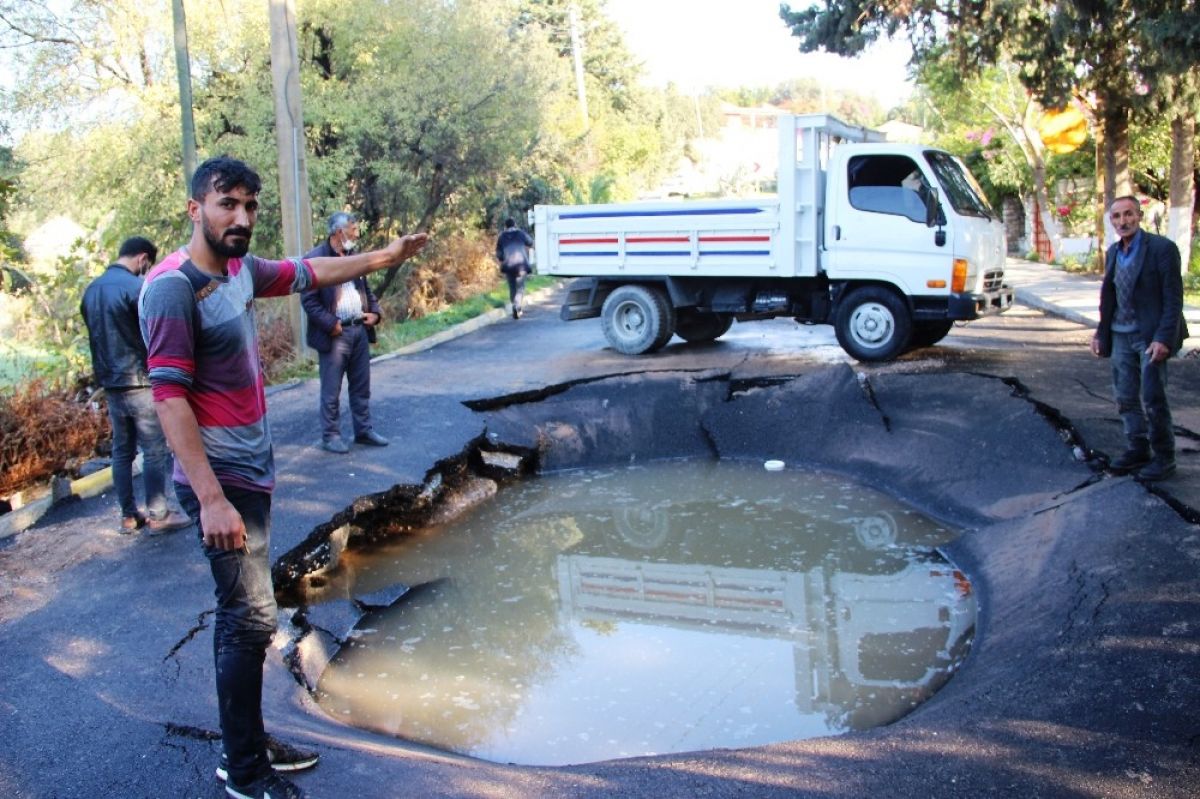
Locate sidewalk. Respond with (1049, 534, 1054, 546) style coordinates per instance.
(1004, 256, 1200, 353)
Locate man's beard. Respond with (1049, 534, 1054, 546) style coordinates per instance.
(201, 213, 253, 258)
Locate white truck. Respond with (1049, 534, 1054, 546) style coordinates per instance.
(531, 114, 1014, 361)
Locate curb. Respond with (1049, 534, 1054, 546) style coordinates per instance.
(0, 285, 559, 540)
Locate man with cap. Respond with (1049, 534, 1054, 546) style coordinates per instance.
(301, 212, 388, 453)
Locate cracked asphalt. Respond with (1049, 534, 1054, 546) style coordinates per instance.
(1, 291, 1197, 798)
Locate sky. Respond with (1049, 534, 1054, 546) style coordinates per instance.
(602, 0, 915, 108)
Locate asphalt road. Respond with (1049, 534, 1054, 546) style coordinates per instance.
(1, 289, 1197, 798)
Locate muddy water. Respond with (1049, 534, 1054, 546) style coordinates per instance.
(314, 460, 975, 766)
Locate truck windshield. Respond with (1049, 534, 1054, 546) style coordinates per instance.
(923, 151, 994, 220)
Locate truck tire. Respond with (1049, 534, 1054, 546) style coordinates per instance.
(834, 286, 912, 362)
(675, 311, 733, 343)
(908, 320, 954, 350)
(601, 284, 674, 355)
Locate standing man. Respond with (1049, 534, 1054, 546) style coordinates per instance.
(1091, 195, 1189, 481)
(301, 212, 387, 454)
(140, 156, 427, 799)
(81, 236, 191, 533)
(495, 217, 534, 319)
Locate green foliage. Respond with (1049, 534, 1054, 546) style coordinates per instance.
(4, 234, 107, 385)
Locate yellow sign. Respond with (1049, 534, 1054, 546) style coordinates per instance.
(1038, 107, 1088, 154)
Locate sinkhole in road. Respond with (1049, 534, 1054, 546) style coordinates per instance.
(311, 458, 976, 766)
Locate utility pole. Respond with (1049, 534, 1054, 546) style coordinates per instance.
(170, 0, 197, 191)
(268, 0, 312, 356)
(568, 4, 588, 128)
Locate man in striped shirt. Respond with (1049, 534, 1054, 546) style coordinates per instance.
(140, 156, 427, 799)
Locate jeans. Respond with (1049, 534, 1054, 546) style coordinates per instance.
(106, 387, 172, 519)
(175, 482, 278, 786)
(504, 268, 527, 310)
(1111, 331, 1175, 458)
(318, 323, 372, 441)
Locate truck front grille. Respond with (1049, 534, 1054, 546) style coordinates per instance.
(982, 269, 1005, 292)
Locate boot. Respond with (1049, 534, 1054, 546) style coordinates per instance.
(1137, 456, 1176, 482)
(1108, 440, 1151, 474)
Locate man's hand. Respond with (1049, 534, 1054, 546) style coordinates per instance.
(1090, 334, 1102, 357)
(384, 232, 429, 266)
(201, 494, 247, 551)
(331, 320, 343, 337)
(363, 312, 380, 326)
(1146, 341, 1170, 363)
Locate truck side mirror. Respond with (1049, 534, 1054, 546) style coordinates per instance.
(925, 187, 940, 228)
(926, 187, 947, 247)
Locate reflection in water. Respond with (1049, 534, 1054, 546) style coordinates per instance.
(315, 460, 975, 765)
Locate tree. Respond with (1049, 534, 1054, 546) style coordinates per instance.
(779, 0, 1198, 265)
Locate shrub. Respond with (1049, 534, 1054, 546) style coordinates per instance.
(0, 378, 109, 496)
(389, 232, 503, 321)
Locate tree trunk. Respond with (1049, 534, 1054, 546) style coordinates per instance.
(1168, 114, 1195, 274)
(1103, 106, 1131, 202)
(1093, 120, 1107, 271)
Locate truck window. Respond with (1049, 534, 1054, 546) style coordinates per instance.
(923, 151, 994, 220)
(846, 154, 932, 224)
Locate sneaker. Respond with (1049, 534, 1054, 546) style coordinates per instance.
(118, 514, 146, 534)
(146, 511, 192, 534)
(1108, 445, 1151, 474)
(1137, 458, 1176, 482)
(321, 437, 349, 454)
(216, 738, 320, 782)
(224, 773, 305, 799)
(354, 430, 389, 447)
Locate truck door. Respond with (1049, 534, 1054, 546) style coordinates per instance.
(825, 153, 949, 292)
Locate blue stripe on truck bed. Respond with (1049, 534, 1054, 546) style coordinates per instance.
(557, 207, 767, 220)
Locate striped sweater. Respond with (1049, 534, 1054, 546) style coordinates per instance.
(139, 248, 315, 493)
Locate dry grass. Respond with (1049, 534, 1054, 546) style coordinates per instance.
(0, 379, 110, 497)
(393, 232, 502, 321)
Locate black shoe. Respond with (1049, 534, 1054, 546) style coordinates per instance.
(1109, 446, 1151, 474)
(512, 306, 521, 320)
(1137, 458, 1176, 482)
(355, 430, 389, 447)
(224, 773, 305, 799)
(216, 738, 320, 782)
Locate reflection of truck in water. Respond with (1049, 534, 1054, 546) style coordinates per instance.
(556, 552, 974, 730)
(532, 114, 1013, 361)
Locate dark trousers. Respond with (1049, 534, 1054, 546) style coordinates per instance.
(176, 482, 277, 786)
(1111, 331, 1175, 458)
(504, 268, 527, 310)
(318, 323, 372, 441)
(106, 387, 172, 519)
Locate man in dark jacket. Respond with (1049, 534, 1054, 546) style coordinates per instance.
(1090, 195, 1190, 481)
(301, 212, 387, 453)
(81, 236, 191, 532)
(495, 218, 534, 319)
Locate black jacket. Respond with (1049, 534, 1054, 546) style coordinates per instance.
(80, 264, 150, 390)
(496, 228, 533, 272)
(1095, 230, 1190, 357)
(300, 238, 382, 353)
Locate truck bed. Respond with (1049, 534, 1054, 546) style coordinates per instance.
(533, 198, 795, 279)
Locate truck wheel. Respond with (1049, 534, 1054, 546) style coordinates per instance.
(908, 320, 954, 350)
(834, 286, 912, 362)
(601, 284, 673, 355)
(675, 311, 733, 343)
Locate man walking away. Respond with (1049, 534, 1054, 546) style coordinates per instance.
(1090, 195, 1190, 481)
(301, 212, 387, 454)
(140, 156, 427, 799)
(81, 236, 191, 533)
(495, 217, 534, 319)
